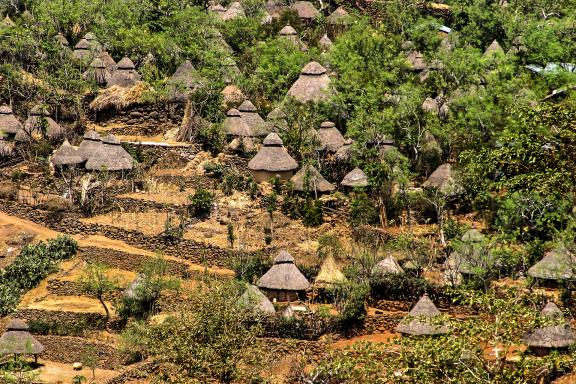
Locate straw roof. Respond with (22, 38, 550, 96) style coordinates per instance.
(257, 250, 311, 291)
(319, 34, 333, 50)
(341, 167, 368, 188)
(287, 61, 333, 103)
(315, 255, 348, 287)
(2, 15, 14, 26)
(77, 130, 102, 160)
(0, 319, 44, 355)
(0, 105, 23, 134)
(107, 57, 141, 88)
(279, 25, 297, 36)
(19, 110, 64, 142)
(395, 294, 450, 336)
(523, 302, 576, 349)
(407, 51, 427, 71)
(290, 164, 335, 193)
(83, 58, 111, 86)
(317, 121, 345, 152)
(72, 39, 93, 62)
(51, 139, 85, 166)
(54, 32, 69, 47)
(282, 305, 296, 319)
(85, 134, 134, 171)
(423, 163, 455, 193)
(237, 284, 276, 314)
(0, 135, 13, 157)
(372, 256, 404, 276)
(99, 51, 116, 72)
(223, 108, 253, 137)
(248, 133, 298, 172)
(292, 1, 320, 19)
(335, 141, 353, 161)
(222, 85, 246, 107)
(279, 25, 307, 51)
(222, 2, 246, 20)
(267, 107, 288, 131)
(528, 246, 576, 281)
(484, 40, 505, 56)
(238, 100, 268, 136)
(168, 60, 202, 100)
(326, 6, 351, 25)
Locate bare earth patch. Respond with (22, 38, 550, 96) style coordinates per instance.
(80, 211, 170, 236)
(22, 295, 114, 315)
(34, 358, 119, 383)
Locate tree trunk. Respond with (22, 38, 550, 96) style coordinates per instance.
(99, 296, 110, 318)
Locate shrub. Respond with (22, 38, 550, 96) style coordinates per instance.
(333, 282, 370, 329)
(302, 199, 324, 227)
(349, 192, 379, 226)
(0, 182, 18, 200)
(189, 188, 215, 218)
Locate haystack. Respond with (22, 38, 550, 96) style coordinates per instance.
(0, 105, 23, 135)
(99, 51, 117, 73)
(292, 1, 320, 21)
(168, 60, 202, 101)
(290, 164, 335, 194)
(51, 139, 85, 167)
(18, 105, 63, 142)
(83, 58, 111, 86)
(407, 51, 427, 71)
(315, 255, 348, 288)
(395, 294, 450, 335)
(85, 134, 133, 171)
(287, 61, 333, 103)
(107, 57, 141, 88)
(248, 133, 298, 182)
(341, 167, 368, 188)
(372, 256, 404, 276)
(279, 25, 307, 51)
(523, 302, 575, 354)
(528, 246, 576, 281)
(257, 250, 310, 302)
(319, 34, 333, 50)
(237, 284, 276, 315)
(326, 6, 352, 26)
(423, 163, 455, 194)
(0, 319, 44, 356)
(223, 108, 252, 137)
(238, 100, 268, 136)
(317, 121, 345, 152)
(484, 40, 504, 56)
(222, 84, 246, 108)
(77, 131, 102, 161)
(222, 2, 246, 20)
(90, 82, 149, 112)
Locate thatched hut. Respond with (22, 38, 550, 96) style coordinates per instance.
(423, 163, 455, 194)
(335, 139, 353, 162)
(523, 302, 575, 355)
(372, 256, 404, 276)
(83, 58, 111, 86)
(528, 246, 576, 284)
(0, 134, 13, 157)
(267, 107, 288, 132)
(238, 100, 268, 137)
(98, 51, 116, 73)
(223, 108, 252, 137)
(83, 32, 102, 52)
(54, 32, 69, 48)
(315, 255, 348, 288)
(77, 130, 102, 161)
(395, 294, 450, 336)
(107, 57, 141, 88)
(290, 164, 335, 194)
(407, 51, 427, 71)
(168, 60, 202, 101)
(317, 121, 345, 152)
(51, 139, 85, 167)
(85, 134, 133, 171)
(292, 1, 319, 22)
(2, 15, 14, 27)
(222, 85, 246, 108)
(0, 105, 23, 136)
(248, 133, 298, 182)
(279, 25, 307, 51)
(222, 57, 241, 85)
(0, 319, 44, 358)
(326, 6, 352, 34)
(257, 250, 310, 302)
(17, 105, 63, 142)
(444, 229, 493, 283)
(484, 40, 504, 56)
(287, 61, 333, 103)
(319, 34, 333, 51)
(237, 284, 276, 315)
(73, 38, 93, 62)
(341, 167, 368, 188)
(222, 2, 246, 20)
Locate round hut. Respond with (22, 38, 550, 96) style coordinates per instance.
(0, 319, 44, 360)
(222, 1, 246, 20)
(484, 40, 504, 56)
(83, 32, 103, 52)
(54, 32, 69, 48)
(72, 38, 93, 63)
(278, 25, 307, 51)
(528, 246, 576, 286)
(18, 105, 63, 142)
(407, 51, 427, 71)
(267, 107, 288, 132)
(83, 58, 111, 86)
(326, 6, 352, 35)
(257, 250, 311, 302)
(394, 294, 450, 336)
(85, 134, 134, 171)
(223, 108, 252, 137)
(237, 284, 276, 315)
(314, 255, 348, 288)
(51, 139, 85, 167)
(523, 302, 575, 356)
(98, 51, 117, 73)
(341, 167, 368, 188)
(317, 121, 345, 152)
(319, 34, 333, 51)
(248, 133, 298, 182)
(287, 61, 333, 103)
(372, 255, 404, 276)
(290, 164, 335, 194)
(0, 105, 23, 136)
(238, 100, 268, 137)
(107, 57, 141, 88)
(335, 139, 354, 162)
(423, 163, 455, 193)
(77, 130, 102, 161)
(291, 1, 320, 23)
(168, 60, 202, 101)
(222, 85, 246, 108)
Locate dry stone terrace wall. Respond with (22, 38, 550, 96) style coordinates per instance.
(37, 335, 124, 370)
(16, 309, 109, 332)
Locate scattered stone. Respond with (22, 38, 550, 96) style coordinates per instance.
(73, 362, 83, 370)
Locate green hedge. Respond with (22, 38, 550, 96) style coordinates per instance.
(0, 235, 78, 316)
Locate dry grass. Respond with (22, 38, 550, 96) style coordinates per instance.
(117, 184, 196, 205)
(24, 295, 115, 315)
(89, 83, 149, 112)
(80, 211, 170, 236)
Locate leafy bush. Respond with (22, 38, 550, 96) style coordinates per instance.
(333, 282, 370, 329)
(230, 253, 271, 284)
(302, 199, 324, 227)
(189, 188, 215, 218)
(349, 192, 379, 226)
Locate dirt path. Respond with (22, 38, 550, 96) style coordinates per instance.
(34, 358, 119, 383)
(331, 332, 398, 350)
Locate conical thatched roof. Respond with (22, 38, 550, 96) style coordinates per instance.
(523, 302, 576, 349)
(279, 25, 297, 36)
(99, 51, 116, 72)
(72, 39, 93, 62)
(292, 1, 320, 19)
(168, 60, 202, 100)
(77, 130, 102, 160)
(484, 40, 504, 56)
(238, 100, 268, 136)
(290, 164, 335, 193)
(51, 139, 85, 166)
(223, 108, 253, 137)
(341, 167, 368, 188)
(116, 57, 135, 70)
(107, 57, 141, 88)
(2, 15, 14, 26)
(222, 1, 246, 20)
(335, 141, 353, 161)
(319, 34, 333, 50)
(287, 61, 332, 103)
(0, 319, 44, 355)
(0, 105, 23, 135)
(74, 38, 91, 50)
(326, 6, 351, 25)
(407, 51, 427, 71)
(423, 163, 455, 193)
(372, 256, 404, 276)
(395, 294, 450, 336)
(55, 33, 69, 47)
(222, 85, 246, 107)
(315, 255, 348, 287)
(238, 284, 276, 314)
(248, 133, 298, 172)
(278, 25, 307, 51)
(83, 58, 111, 86)
(257, 250, 310, 291)
(317, 121, 345, 152)
(85, 134, 133, 171)
(528, 246, 576, 281)
(19, 108, 63, 142)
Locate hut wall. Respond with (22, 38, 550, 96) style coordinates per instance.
(250, 170, 294, 183)
(263, 289, 301, 302)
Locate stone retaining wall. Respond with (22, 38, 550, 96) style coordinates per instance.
(37, 335, 124, 370)
(359, 312, 405, 335)
(16, 309, 109, 333)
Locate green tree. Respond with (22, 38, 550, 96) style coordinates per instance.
(78, 263, 118, 319)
